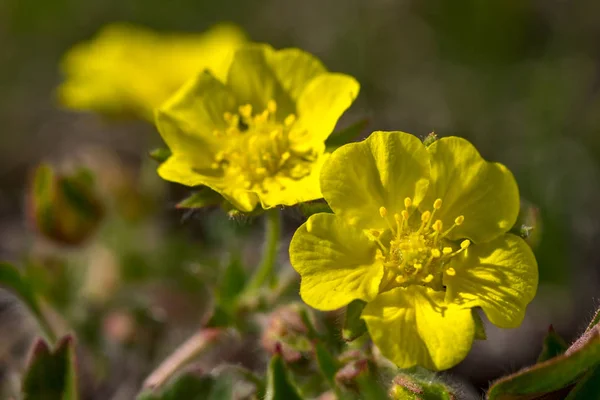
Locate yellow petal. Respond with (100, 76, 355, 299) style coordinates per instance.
(292, 73, 360, 146)
(423, 137, 520, 243)
(226, 44, 295, 118)
(362, 286, 475, 371)
(256, 153, 328, 209)
(444, 234, 538, 329)
(289, 213, 383, 311)
(157, 155, 259, 212)
(270, 48, 327, 101)
(320, 131, 430, 230)
(58, 22, 246, 120)
(155, 71, 237, 160)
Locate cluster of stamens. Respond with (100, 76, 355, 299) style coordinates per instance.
(209, 100, 316, 193)
(367, 198, 469, 291)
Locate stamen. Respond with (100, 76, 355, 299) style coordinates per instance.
(433, 198, 442, 210)
(239, 104, 252, 119)
(423, 274, 434, 283)
(461, 240, 471, 249)
(442, 247, 453, 255)
(267, 100, 277, 114)
(394, 213, 402, 234)
(421, 211, 431, 223)
(455, 215, 464, 225)
(404, 197, 412, 209)
(432, 220, 443, 233)
(445, 268, 456, 276)
(379, 207, 388, 218)
(432, 249, 441, 258)
(284, 114, 296, 126)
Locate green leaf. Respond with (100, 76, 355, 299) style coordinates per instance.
(137, 373, 218, 400)
(0, 262, 54, 341)
(265, 354, 303, 400)
(217, 254, 247, 307)
(586, 307, 600, 332)
(565, 366, 600, 400)
(343, 300, 367, 342)
(487, 326, 600, 400)
(473, 310, 487, 340)
(176, 189, 223, 209)
(538, 325, 568, 362)
(22, 335, 78, 400)
(325, 118, 368, 151)
(298, 200, 332, 218)
(149, 148, 172, 163)
(315, 342, 340, 387)
(390, 373, 455, 400)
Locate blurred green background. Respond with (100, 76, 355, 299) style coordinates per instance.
(2, 0, 600, 396)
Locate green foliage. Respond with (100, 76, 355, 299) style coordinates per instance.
(472, 310, 487, 340)
(22, 335, 78, 400)
(537, 325, 568, 362)
(325, 118, 368, 151)
(298, 200, 332, 218)
(342, 300, 367, 342)
(149, 148, 172, 164)
(389, 373, 456, 400)
(265, 354, 303, 400)
(176, 188, 223, 209)
(488, 325, 600, 399)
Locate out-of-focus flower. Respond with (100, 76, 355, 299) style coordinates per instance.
(58, 23, 246, 120)
(155, 43, 359, 211)
(261, 304, 312, 362)
(290, 131, 538, 370)
(27, 164, 104, 246)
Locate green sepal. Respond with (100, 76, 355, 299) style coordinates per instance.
(565, 366, 600, 399)
(265, 354, 303, 400)
(537, 325, 568, 362)
(487, 326, 600, 399)
(472, 309, 487, 340)
(298, 200, 332, 218)
(325, 118, 368, 151)
(149, 148, 172, 164)
(22, 335, 78, 400)
(343, 300, 367, 342)
(176, 188, 223, 209)
(137, 371, 231, 400)
(389, 373, 456, 400)
(315, 342, 340, 388)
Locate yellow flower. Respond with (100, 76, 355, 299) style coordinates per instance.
(290, 131, 538, 370)
(58, 22, 246, 120)
(155, 44, 360, 211)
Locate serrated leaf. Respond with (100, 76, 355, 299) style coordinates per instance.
(298, 200, 332, 218)
(176, 189, 223, 209)
(488, 326, 600, 400)
(149, 148, 172, 163)
(473, 309, 487, 340)
(343, 300, 367, 342)
(538, 325, 568, 362)
(586, 307, 600, 332)
(265, 354, 303, 400)
(325, 118, 368, 151)
(22, 335, 78, 400)
(0, 262, 54, 341)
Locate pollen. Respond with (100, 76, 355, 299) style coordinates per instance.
(209, 100, 316, 193)
(373, 198, 471, 293)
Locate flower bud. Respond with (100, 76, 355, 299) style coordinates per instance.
(261, 304, 312, 363)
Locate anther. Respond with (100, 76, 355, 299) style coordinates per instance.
(455, 215, 465, 225)
(414, 263, 422, 271)
(401, 210, 409, 220)
(423, 274, 434, 283)
(445, 268, 456, 276)
(223, 111, 233, 122)
(421, 211, 431, 223)
(267, 100, 277, 114)
(284, 114, 296, 126)
(433, 198, 443, 210)
(369, 229, 380, 237)
(239, 104, 252, 118)
(379, 206, 388, 218)
(432, 249, 441, 258)
(433, 220, 443, 232)
(460, 240, 471, 249)
(404, 197, 412, 208)
(442, 247, 453, 255)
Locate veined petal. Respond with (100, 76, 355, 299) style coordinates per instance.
(226, 44, 295, 119)
(292, 73, 360, 146)
(320, 131, 430, 230)
(155, 71, 237, 161)
(289, 213, 383, 311)
(158, 155, 259, 212)
(424, 137, 520, 243)
(362, 286, 475, 371)
(256, 153, 328, 209)
(270, 48, 327, 101)
(444, 234, 538, 329)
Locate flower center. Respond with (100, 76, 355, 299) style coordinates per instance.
(210, 101, 317, 193)
(368, 198, 469, 292)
